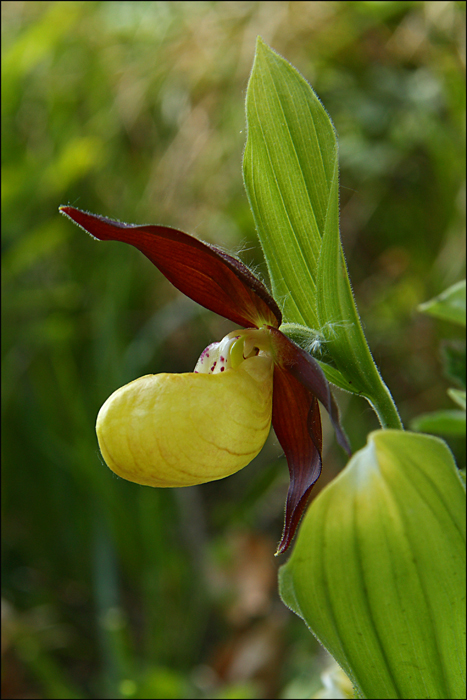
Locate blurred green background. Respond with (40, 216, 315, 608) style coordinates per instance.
(2, 2, 465, 698)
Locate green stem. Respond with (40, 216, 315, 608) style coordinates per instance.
(280, 323, 404, 430)
(367, 382, 404, 430)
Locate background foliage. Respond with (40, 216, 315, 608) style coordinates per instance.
(2, 2, 465, 698)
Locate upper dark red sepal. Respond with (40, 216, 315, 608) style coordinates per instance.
(59, 207, 281, 329)
(272, 364, 322, 555)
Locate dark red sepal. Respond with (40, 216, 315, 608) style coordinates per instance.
(59, 206, 281, 329)
(268, 327, 351, 456)
(273, 364, 323, 555)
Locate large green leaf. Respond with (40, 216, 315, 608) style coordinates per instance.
(279, 430, 466, 699)
(243, 39, 401, 428)
(419, 280, 466, 327)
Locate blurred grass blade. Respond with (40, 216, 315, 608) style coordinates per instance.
(418, 279, 466, 326)
(243, 38, 401, 428)
(279, 430, 466, 699)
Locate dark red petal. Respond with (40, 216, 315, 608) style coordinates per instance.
(268, 327, 351, 455)
(59, 206, 281, 329)
(273, 364, 322, 555)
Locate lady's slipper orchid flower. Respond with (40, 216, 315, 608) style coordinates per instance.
(59, 206, 350, 554)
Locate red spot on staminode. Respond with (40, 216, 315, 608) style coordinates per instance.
(220, 367, 225, 372)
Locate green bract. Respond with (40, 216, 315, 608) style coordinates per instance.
(244, 38, 402, 429)
(279, 430, 466, 699)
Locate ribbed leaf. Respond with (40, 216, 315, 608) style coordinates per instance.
(279, 430, 466, 699)
(244, 39, 401, 428)
(243, 39, 336, 328)
(316, 168, 404, 423)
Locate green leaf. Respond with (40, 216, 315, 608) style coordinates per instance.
(442, 341, 466, 389)
(410, 409, 466, 437)
(243, 38, 401, 428)
(315, 160, 401, 425)
(448, 388, 466, 410)
(279, 430, 466, 699)
(243, 38, 336, 328)
(418, 280, 466, 326)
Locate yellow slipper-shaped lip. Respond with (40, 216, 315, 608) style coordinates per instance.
(96, 353, 273, 488)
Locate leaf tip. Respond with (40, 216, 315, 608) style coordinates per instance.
(254, 36, 279, 63)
